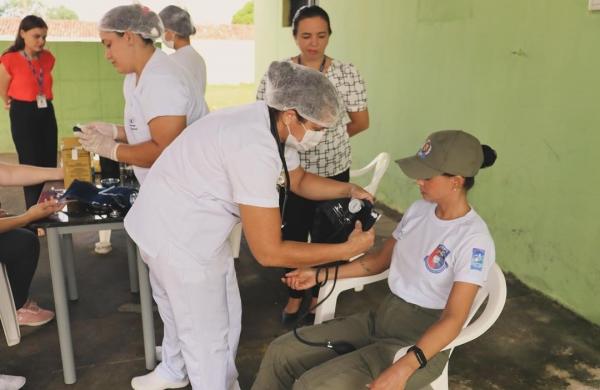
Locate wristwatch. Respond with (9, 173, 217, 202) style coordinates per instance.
(407, 345, 427, 369)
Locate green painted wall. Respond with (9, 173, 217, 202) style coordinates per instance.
(255, 0, 600, 325)
(0, 41, 124, 152)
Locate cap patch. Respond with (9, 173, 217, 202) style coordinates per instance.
(417, 139, 432, 159)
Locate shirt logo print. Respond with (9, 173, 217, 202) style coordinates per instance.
(470, 248, 485, 271)
(424, 244, 450, 274)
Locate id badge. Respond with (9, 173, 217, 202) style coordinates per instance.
(36, 94, 47, 109)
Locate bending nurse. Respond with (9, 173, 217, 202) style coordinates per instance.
(124, 61, 376, 389)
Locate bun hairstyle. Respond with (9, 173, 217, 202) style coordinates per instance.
(460, 144, 497, 190)
(481, 144, 497, 169)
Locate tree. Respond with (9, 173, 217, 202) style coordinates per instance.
(232, 1, 253, 25)
(0, 0, 45, 17)
(46, 5, 78, 20)
(0, 0, 78, 20)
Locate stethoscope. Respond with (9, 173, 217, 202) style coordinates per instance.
(268, 106, 356, 355)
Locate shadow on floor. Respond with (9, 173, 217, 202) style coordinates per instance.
(0, 153, 599, 389)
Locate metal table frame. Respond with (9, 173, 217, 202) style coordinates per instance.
(44, 221, 156, 384)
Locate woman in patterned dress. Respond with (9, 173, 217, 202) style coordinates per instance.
(257, 5, 370, 324)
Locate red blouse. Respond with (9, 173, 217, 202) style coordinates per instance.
(0, 50, 55, 101)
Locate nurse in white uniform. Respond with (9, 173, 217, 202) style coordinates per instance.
(159, 5, 207, 96)
(76, 4, 209, 254)
(124, 61, 376, 390)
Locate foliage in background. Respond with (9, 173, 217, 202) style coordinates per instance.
(45, 5, 78, 20)
(232, 1, 253, 25)
(0, 0, 78, 19)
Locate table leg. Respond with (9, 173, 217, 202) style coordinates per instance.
(47, 228, 76, 384)
(137, 249, 156, 370)
(61, 233, 78, 301)
(126, 237, 139, 294)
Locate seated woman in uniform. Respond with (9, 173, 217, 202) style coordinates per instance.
(253, 130, 498, 390)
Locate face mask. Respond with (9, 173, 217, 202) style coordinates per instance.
(285, 122, 324, 152)
(163, 38, 174, 49)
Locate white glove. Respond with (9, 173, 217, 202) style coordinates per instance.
(75, 127, 120, 161)
(81, 122, 118, 140)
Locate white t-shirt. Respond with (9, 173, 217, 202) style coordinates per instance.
(123, 49, 209, 183)
(124, 101, 300, 259)
(388, 200, 496, 309)
(170, 45, 207, 96)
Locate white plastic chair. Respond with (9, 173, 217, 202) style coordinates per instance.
(0, 263, 21, 346)
(350, 152, 391, 195)
(228, 153, 392, 260)
(314, 263, 507, 390)
(229, 222, 243, 259)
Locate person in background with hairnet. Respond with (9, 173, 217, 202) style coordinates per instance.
(75, 4, 208, 255)
(159, 5, 207, 96)
(124, 61, 376, 390)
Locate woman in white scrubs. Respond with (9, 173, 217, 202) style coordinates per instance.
(124, 61, 376, 390)
(76, 4, 209, 254)
(159, 5, 207, 96)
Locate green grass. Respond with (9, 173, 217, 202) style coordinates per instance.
(0, 83, 258, 153)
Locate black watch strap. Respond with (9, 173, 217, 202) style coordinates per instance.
(407, 345, 427, 369)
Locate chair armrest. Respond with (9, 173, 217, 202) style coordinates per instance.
(314, 270, 389, 324)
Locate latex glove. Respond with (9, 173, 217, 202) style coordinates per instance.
(75, 128, 120, 161)
(81, 121, 118, 140)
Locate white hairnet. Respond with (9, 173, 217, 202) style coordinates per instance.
(159, 5, 196, 37)
(265, 61, 341, 128)
(99, 4, 163, 41)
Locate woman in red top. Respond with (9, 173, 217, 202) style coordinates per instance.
(0, 15, 58, 209)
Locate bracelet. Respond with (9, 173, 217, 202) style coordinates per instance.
(407, 345, 427, 369)
(315, 267, 323, 286)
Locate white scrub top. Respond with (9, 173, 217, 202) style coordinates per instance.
(125, 101, 300, 260)
(123, 49, 209, 183)
(170, 45, 207, 96)
(388, 200, 496, 309)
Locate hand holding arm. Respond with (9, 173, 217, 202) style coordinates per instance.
(240, 205, 375, 268)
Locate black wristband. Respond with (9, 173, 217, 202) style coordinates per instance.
(407, 345, 427, 369)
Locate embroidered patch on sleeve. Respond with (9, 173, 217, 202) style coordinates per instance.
(470, 248, 485, 271)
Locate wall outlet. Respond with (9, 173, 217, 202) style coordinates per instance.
(589, 0, 600, 11)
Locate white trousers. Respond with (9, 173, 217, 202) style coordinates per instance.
(141, 243, 242, 389)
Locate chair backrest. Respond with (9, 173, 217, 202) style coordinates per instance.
(0, 263, 21, 346)
(350, 152, 391, 195)
(393, 262, 506, 364)
(444, 262, 507, 351)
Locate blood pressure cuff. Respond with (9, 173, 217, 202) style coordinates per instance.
(62, 179, 138, 215)
(312, 198, 380, 244)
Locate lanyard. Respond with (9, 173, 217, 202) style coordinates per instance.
(297, 55, 327, 73)
(21, 51, 44, 95)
